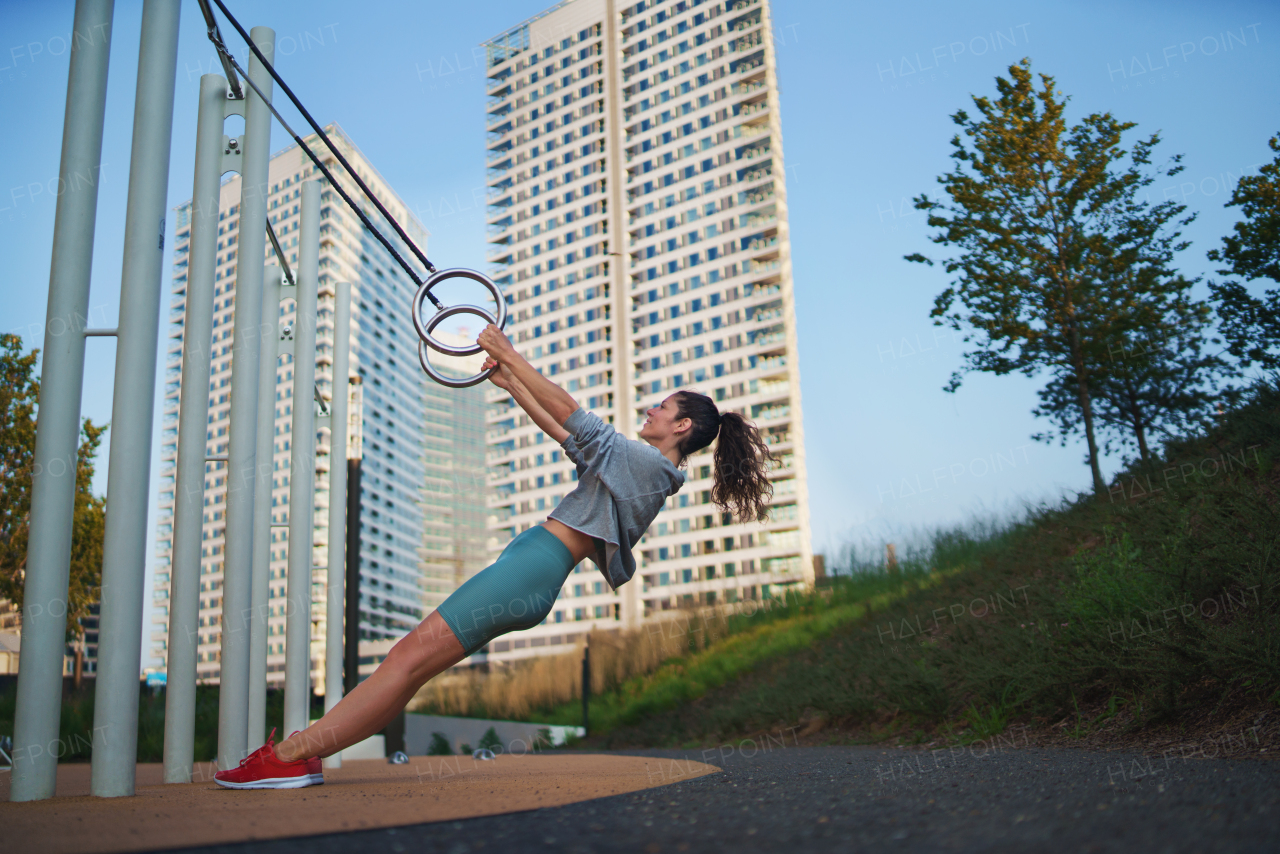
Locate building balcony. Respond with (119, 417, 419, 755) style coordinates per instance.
(752, 329, 787, 349)
(730, 29, 765, 54)
(733, 378, 789, 405)
(751, 402, 791, 423)
(763, 432, 792, 450)
(749, 306, 785, 325)
(767, 454, 796, 475)
(740, 212, 778, 230)
(756, 353, 787, 373)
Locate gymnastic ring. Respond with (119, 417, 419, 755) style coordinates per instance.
(417, 304, 500, 389)
(411, 267, 508, 357)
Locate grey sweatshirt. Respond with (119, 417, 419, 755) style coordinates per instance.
(548, 408, 685, 589)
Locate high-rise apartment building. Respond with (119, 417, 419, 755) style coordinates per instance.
(480, 0, 811, 662)
(419, 334, 491, 614)
(151, 125, 488, 685)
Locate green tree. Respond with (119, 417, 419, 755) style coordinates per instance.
(0, 333, 107, 639)
(1031, 306, 1227, 475)
(1208, 131, 1280, 371)
(907, 59, 1198, 495)
(0, 335, 39, 588)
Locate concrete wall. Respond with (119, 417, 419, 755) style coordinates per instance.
(405, 713, 584, 755)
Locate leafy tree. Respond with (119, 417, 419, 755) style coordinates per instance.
(1208, 132, 1280, 371)
(908, 59, 1199, 495)
(0, 333, 107, 638)
(0, 335, 39, 590)
(66, 421, 106, 638)
(1031, 305, 1227, 474)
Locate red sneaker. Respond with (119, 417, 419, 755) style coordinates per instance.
(214, 728, 324, 789)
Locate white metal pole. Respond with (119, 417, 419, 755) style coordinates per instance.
(284, 181, 320, 736)
(217, 25, 274, 770)
(10, 0, 114, 803)
(91, 0, 181, 799)
(164, 73, 237, 784)
(322, 281, 351, 769)
(248, 265, 284, 745)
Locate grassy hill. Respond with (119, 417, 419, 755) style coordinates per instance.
(520, 381, 1280, 752)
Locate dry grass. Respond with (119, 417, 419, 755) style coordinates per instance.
(408, 605, 747, 721)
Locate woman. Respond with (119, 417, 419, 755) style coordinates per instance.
(215, 324, 773, 788)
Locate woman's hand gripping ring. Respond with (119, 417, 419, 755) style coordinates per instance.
(411, 268, 508, 388)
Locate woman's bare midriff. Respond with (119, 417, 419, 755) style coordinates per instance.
(540, 518, 597, 564)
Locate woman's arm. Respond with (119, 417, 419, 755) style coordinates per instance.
(478, 324, 581, 430)
(483, 357, 571, 444)
(479, 325, 580, 430)
(481, 323, 581, 427)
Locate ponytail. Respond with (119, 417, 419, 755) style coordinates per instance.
(672, 391, 774, 523)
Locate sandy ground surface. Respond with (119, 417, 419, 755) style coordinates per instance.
(0, 753, 718, 854)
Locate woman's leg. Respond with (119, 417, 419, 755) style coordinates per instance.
(275, 527, 575, 763)
(275, 610, 464, 762)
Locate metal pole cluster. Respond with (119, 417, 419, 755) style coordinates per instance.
(163, 71, 237, 784)
(323, 281, 352, 768)
(216, 25, 275, 773)
(248, 265, 286, 744)
(16, 5, 352, 801)
(91, 0, 182, 798)
(283, 181, 322, 737)
(10, 0, 115, 803)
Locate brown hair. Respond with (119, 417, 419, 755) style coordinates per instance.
(671, 390, 774, 522)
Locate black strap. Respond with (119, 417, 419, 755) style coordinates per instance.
(201, 0, 445, 309)
(265, 216, 295, 286)
(204, 40, 439, 305)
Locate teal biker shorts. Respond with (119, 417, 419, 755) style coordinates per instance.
(437, 525, 576, 656)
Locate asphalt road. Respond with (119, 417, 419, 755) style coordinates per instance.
(168, 740, 1280, 854)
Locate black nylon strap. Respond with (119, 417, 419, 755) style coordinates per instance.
(205, 0, 445, 308)
(205, 42, 442, 308)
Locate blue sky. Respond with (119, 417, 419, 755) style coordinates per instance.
(2, 0, 1278, 584)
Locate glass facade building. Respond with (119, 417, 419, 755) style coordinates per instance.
(151, 126, 488, 685)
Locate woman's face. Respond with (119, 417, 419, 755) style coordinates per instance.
(639, 395, 688, 444)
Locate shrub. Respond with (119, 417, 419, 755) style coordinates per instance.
(426, 731, 452, 756)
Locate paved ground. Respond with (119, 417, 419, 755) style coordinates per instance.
(165, 738, 1280, 854)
